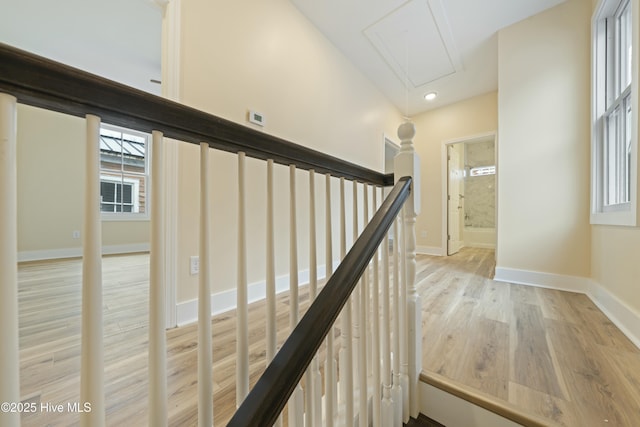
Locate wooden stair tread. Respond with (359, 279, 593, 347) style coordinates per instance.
(404, 414, 445, 427)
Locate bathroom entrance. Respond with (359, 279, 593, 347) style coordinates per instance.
(445, 133, 497, 255)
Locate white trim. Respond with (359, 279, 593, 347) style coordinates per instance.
(587, 279, 640, 349)
(383, 134, 400, 174)
(493, 266, 588, 293)
(176, 263, 333, 327)
(494, 266, 640, 350)
(161, 0, 181, 102)
(419, 381, 520, 427)
(416, 245, 445, 256)
(18, 243, 150, 262)
(465, 242, 495, 249)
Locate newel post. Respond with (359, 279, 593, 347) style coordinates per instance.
(394, 121, 422, 418)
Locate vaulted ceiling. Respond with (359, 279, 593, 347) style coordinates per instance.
(290, 0, 566, 115)
(1, 0, 566, 115)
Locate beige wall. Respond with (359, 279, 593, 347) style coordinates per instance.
(411, 92, 498, 252)
(591, 226, 640, 313)
(175, 0, 403, 302)
(496, 0, 591, 277)
(16, 105, 149, 257)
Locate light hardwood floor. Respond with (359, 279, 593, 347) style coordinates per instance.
(17, 249, 640, 426)
(18, 253, 305, 427)
(418, 248, 640, 426)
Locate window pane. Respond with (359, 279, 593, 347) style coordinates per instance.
(605, 106, 620, 206)
(99, 125, 149, 216)
(101, 181, 116, 203)
(123, 183, 132, 204)
(101, 203, 114, 212)
(624, 95, 632, 202)
(619, 1, 632, 90)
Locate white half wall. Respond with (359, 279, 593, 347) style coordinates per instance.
(176, 263, 335, 327)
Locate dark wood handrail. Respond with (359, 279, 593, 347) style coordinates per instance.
(0, 43, 393, 186)
(226, 176, 412, 427)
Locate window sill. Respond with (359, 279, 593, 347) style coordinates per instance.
(101, 214, 150, 222)
(590, 205, 637, 226)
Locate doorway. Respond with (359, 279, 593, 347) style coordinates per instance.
(444, 133, 497, 256)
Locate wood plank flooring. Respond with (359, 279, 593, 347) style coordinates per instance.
(18, 253, 315, 427)
(16, 249, 640, 426)
(418, 248, 640, 426)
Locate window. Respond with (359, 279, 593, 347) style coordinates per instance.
(592, 0, 637, 225)
(99, 125, 149, 219)
(469, 166, 496, 177)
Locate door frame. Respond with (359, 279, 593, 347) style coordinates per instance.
(441, 131, 498, 256)
(446, 144, 464, 255)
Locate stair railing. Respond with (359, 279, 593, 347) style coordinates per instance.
(0, 42, 421, 427)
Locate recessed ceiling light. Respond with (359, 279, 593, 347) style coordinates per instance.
(424, 92, 438, 101)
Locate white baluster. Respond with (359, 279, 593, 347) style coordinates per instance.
(371, 187, 381, 427)
(395, 121, 422, 417)
(338, 177, 354, 426)
(0, 93, 20, 427)
(380, 208, 393, 427)
(351, 181, 366, 427)
(288, 165, 304, 427)
(237, 152, 249, 405)
(266, 160, 276, 362)
(324, 173, 336, 427)
(265, 160, 283, 427)
(391, 218, 402, 427)
(307, 170, 323, 426)
(80, 114, 105, 427)
(357, 183, 368, 427)
(198, 143, 213, 427)
(405, 205, 421, 418)
(399, 209, 410, 423)
(149, 131, 167, 427)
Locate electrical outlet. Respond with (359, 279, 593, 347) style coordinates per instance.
(420, 230, 427, 238)
(190, 256, 199, 275)
(72, 230, 81, 239)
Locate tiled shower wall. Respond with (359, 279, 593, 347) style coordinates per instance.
(464, 140, 495, 228)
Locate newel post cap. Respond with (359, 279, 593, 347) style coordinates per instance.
(398, 121, 416, 142)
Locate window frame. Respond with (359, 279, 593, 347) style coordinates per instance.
(99, 123, 151, 221)
(591, 0, 639, 226)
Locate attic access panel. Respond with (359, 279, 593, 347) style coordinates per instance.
(364, 0, 463, 88)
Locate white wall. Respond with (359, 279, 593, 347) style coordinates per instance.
(0, 0, 162, 95)
(174, 0, 403, 303)
(496, 0, 591, 278)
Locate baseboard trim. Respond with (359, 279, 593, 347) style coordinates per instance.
(176, 264, 332, 327)
(18, 243, 150, 262)
(416, 245, 445, 256)
(587, 280, 640, 349)
(493, 266, 588, 293)
(494, 266, 640, 350)
(464, 242, 496, 249)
